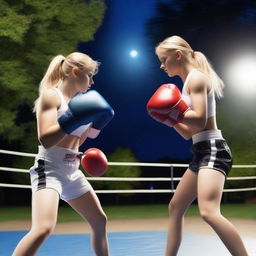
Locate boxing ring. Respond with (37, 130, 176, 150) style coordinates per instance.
(0, 149, 256, 255)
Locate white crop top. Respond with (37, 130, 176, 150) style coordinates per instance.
(182, 69, 216, 118)
(52, 88, 69, 118)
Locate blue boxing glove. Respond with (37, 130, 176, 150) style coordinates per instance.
(58, 90, 114, 138)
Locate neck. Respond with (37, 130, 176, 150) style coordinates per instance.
(58, 79, 77, 99)
(178, 64, 196, 83)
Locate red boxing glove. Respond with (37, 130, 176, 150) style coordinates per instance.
(81, 148, 108, 176)
(149, 112, 178, 128)
(147, 84, 189, 122)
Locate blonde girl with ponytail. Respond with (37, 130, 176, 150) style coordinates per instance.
(147, 36, 248, 256)
(13, 52, 113, 256)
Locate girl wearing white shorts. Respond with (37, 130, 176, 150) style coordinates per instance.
(13, 52, 114, 256)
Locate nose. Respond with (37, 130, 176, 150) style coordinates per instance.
(90, 77, 94, 85)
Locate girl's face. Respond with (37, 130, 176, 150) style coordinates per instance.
(158, 50, 180, 77)
(74, 67, 95, 92)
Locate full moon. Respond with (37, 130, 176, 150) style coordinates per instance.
(130, 50, 138, 58)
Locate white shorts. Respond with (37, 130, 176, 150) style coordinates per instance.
(30, 146, 92, 201)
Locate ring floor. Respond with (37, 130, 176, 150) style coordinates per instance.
(1, 230, 255, 256)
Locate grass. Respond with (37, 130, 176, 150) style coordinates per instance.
(0, 204, 255, 223)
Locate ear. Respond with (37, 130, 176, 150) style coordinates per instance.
(175, 50, 182, 60)
(71, 67, 79, 77)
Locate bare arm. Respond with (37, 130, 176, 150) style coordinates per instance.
(182, 72, 209, 129)
(173, 122, 192, 140)
(172, 71, 211, 139)
(37, 89, 67, 148)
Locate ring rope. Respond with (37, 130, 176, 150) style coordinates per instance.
(1, 166, 256, 181)
(1, 149, 256, 193)
(1, 149, 256, 168)
(0, 183, 256, 193)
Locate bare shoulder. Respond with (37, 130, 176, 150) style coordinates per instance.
(187, 69, 211, 93)
(38, 88, 61, 111)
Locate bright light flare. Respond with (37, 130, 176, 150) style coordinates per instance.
(226, 54, 256, 95)
(130, 50, 138, 58)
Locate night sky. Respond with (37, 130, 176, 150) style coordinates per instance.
(78, 0, 256, 162)
(78, 0, 190, 162)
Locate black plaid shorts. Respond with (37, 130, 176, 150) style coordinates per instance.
(189, 139, 233, 177)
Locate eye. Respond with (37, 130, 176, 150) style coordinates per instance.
(160, 58, 166, 65)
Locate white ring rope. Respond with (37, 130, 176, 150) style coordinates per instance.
(0, 167, 29, 173)
(0, 167, 256, 181)
(1, 149, 256, 193)
(1, 183, 256, 193)
(0, 149, 37, 157)
(0, 183, 31, 189)
(1, 149, 256, 168)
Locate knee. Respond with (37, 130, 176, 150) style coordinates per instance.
(168, 200, 185, 217)
(199, 208, 219, 224)
(39, 223, 55, 238)
(99, 213, 107, 227)
(91, 212, 108, 231)
(32, 222, 55, 239)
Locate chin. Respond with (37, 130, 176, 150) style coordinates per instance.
(168, 72, 177, 78)
(165, 70, 172, 77)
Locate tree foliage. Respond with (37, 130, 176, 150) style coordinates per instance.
(146, 0, 256, 52)
(0, 0, 105, 148)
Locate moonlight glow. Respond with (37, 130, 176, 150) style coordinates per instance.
(226, 54, 256, 95)
(130, 50, 138, 58)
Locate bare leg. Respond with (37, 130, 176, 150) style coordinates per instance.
(197, 168, 248, 256)
(165, 169, 198, 256)
(13, 189, 59, 256)
(67, 190, 108, 256)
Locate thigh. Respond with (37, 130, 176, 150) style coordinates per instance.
(31, 188, 60, 229)
(170, 168, 198, 211)
(61, 169, 92, 201)
(67, 190, 106, 225)
(197, 168, 225, 211)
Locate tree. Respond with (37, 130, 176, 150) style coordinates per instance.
(0, 0, 106, 193)
(0, 0, 105, 150)
(146, 0, 256, 56)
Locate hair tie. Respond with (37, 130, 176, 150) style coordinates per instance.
(61, 59, 65, 65)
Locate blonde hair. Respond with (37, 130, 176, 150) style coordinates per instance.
(155, 35, 224, 98)
(33, 52, 100, 112)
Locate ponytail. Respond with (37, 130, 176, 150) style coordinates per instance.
(33, 55, 65, 112)
(193, 51, 224, 98)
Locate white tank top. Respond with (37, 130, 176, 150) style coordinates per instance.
(182, 69, 216, 118)
(52, 88, 69, 118)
